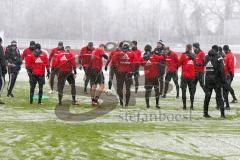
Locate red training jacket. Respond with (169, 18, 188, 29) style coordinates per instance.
(29, 52, 49, 75)
(79, 47, 95, 68)
(224, 51, 235, 75)
(55, 51, 76, 72)
(194, 50, 205, 73)
(21, 48, 34, 69)
(142, 54, 164, 79)
(115, 51, 134, 73)
(91, 48, 105, 71)
(179, 53, 195, 79)
(165, 51, 179, 72)
(49, 48, 65, 68)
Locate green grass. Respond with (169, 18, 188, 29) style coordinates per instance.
(0, 81, 240, 159)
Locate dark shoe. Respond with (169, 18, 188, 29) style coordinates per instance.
(120, 100, 124, 107)
(176, 95, 179, 99)
(92, 99, 97, 107)
(215, 106, 220, 110)
(162, 95, 166, 98)
(146, 105, 151, 109)
(231, 99, 238, 103)
(58, 102, 62, 106)
(190, 106, 194, 110)
(156, 105, 160, 109)
(203, 114, 211, 118)
(7, 93, 14, 97)
(0, 100, 5, 104)
(72, 101, 79, 105)
(38, 102, 44, 105)
(135, 87, 138, 94)
(221, 115, 226, 118)
(225, 107, 231, 110)
(183, 106, 187, 110)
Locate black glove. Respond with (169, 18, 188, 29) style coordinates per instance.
(27, 68, 33, 76)
(104, 65, 108, 71)
(46, 69, 50, 79)
(79, 65, 82, 70)
(229, 72, 234, 81)
(73, 68, 77, 75)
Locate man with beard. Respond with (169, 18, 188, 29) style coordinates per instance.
(203, 48, 226, 118)
(142, 44, 164, 109)
(105, 42, 123, 91)
(49, 41, 65, 94)
(28, 44, 50, 104)
(162, 47, 179, 98)
(222, 45, 238, 108)
(90, 44, 108, 106)
(193, 43, 205, 94)
(0, 37, 7, 104)
(115, 44, 134, 107)
(79, 42, 95, 94)
(154, 40, 165, 96)
(21, 41, 36, 82)
(5, 40, 22, 97)
(179, 44, 195, 110)
(56, 46, 78, 106)
(131, 41, 142, 93)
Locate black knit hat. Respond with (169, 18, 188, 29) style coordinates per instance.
(212, 45, 219, 52)
(35, 43, 41, 50)
(223, 45, 230, 52)
(193, 43, 200, 49)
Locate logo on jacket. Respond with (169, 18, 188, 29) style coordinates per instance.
(35, 57, 43, 63)
(121, 54, 129, 60)
(60, 55, 67, 61)
(187, 60, 194, 65)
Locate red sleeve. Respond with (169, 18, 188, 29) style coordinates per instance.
(21, 49, 27, 60)
(228, 55, 235, 75)
(178, 54, 184, 67)
(28, 55, 33, 69)
(79, 48, 84, 61)
(174, 53, 179, 65)
(49, 49, 55, 65)
(44, 53, 50, 70)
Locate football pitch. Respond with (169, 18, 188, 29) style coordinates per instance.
(0, 71, 240, 160)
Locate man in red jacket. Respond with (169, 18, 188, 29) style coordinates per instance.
(142, 44, 164, 109)
(131, 41, 142, 93)
(193, 43, 205, 94)
(49, 41, 65, 94)
(115, 44, 134, 107)
(21, 41, 36, 79)
(105, 42, 123, 91)
(90, 44, 108, 106)
(56, 46, 78, 105)
(79, 42, 95, 94)
(179, 44, 195, 110)
(29, 44, 50, 105)
(163, 47, 179, 98)
(223, 45, 238, 108)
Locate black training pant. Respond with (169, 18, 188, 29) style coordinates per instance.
(108, 66, 116, 90)
(49, 67, 58, 91)
(204, 80, 224, 115)
(193, 72, 205, 93)
(116, 72, 133, 106)
(83, 67, 91, 91)
(7, 68, 19, 95)
(57, 71, 76, 103)
(30, 74, 45, 103)
(145, 77, 160, 107)
(164, 71, 179, 96)
(0, 75, 5, 98)
(180, 77, 195, 108)
(223, 75, 235, 108)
